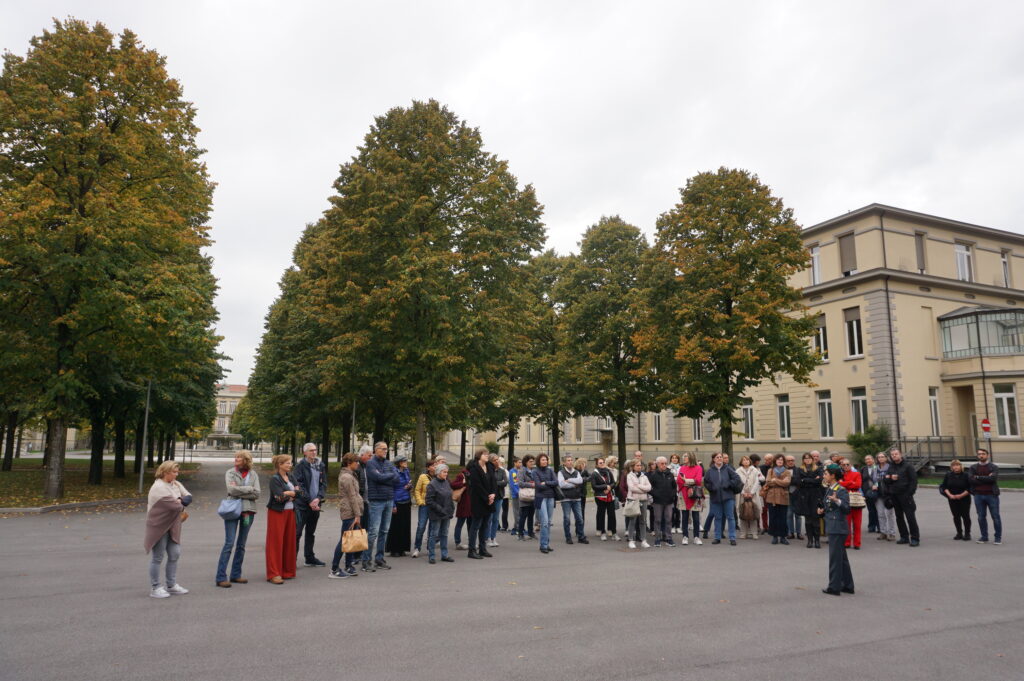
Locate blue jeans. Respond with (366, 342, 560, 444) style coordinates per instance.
(974, 494, 1002, 541)
(216, 514, 253, 583)
(427, 517, 450, 560)
(331, 517, 360, 572)
(561, 498, 584, 540)
(488, 499, 504, 540)
(363, 500, 393, 563)
(414, 505, 430, 550)
(787, 504, 804, 535)
(536, 498, 554, 549)
(710, 497, 737, 540)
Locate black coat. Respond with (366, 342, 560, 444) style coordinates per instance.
(648, 468, 678, 505)
(791, 466, 824, 516)
(466, 461, 497, 518)
(885, 459, 917, 500)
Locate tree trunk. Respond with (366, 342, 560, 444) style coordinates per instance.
(551, 411, 561, 469)
(430, 430, 436, 457)
(413, 410, 427, 475)
(1, 411, 16, 471)
(320, 414, 331, 478)
(157, 433, 166, 465)
(43, 416, 66, 499)
(113, 417, 126, 478)
(372, 410, 387, 446)
(616, 416, 628, 474)
(147, 432, 155, 467)
(720, 417, 734, 462)
(88, 412, 105, 485)
(16, 424, 24, 459)
(134, 418, 144, 474)
(340, 413, 352, 463)
(459, 429, 467, 466)
(506, 421, 517, 462)
(167, 436, 175, 462)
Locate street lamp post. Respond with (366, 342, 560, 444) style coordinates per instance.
(137, 380, 152, 495)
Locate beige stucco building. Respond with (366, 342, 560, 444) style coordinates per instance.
(485, 204, 1024, 466)
(206, 383, 247, 448)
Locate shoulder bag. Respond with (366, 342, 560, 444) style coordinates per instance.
(623, 498, 641, 517)
(342, 526, 368, 553)
(218, 497, 242, 521)
(518, 486, 536, 503)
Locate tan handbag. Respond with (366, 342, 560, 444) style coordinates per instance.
(342, 527, 368, 553)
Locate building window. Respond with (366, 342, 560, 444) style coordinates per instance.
(810, 245, 821, 285)
(574, 417, 583, 443)
(219, 400, 227, 414)
(994, 384, 1019, 437)
(814, 314, 829, 361)
(229, 401, 237, 414)
(216, 417, 226, 432)
(850, 388, 868, 435)
(955, 242, 973, 282)
(777, 395, 791, 439)
(844, 307, 863, 357)
(741, 399, 754, 439)
(915, 232, 927, 274)
(838, 233, 857, 277)
(653, 413, 663, 441)
(1002, 250, 1012, 288)
(538, 422, 546, 443)
(929, 387, 941, 437)
(692, 418, 703, 442)
(817, 390, 834, 438)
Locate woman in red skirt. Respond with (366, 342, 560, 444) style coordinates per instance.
(266, 454, 299, 583)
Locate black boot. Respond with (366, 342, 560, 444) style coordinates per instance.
(813, 536, 821, 549)
(806, 535, 814, 548)
(467, 549, 482, 560)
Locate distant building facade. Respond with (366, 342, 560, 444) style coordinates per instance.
(473, 205, 1024, 466)
(206, 383, 247, 448)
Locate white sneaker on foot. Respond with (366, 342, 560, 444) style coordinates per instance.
(695, 537, 703, 545)
(166, 584, 189, 595)
(681, 536, 689, 545)
(641, 541, 651, 549)
(612, 534, 622, 541)
(600, 533, 608, 541)
(628, 540, 637, 549)
(410, 549, 419, 558)
(456, 543, 467, 550)
(150, 586, 170, 599)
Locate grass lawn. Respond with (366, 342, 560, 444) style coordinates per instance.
(919, 476, 1024, 489)
(0, 459, 200, 508)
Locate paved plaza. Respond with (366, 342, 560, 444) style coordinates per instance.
(2, 465, 1023, 681)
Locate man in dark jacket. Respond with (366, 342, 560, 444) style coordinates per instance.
(969, 448, 1002, 544)
(649, 457, 678, 547)
(363, 442, 398, 570)
(293, 443, 326, 567)
(704, 452, 742, 545)
(885, 448, 920, 546)
(558, 456, 588, 545)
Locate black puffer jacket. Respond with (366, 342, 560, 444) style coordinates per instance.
(791, 466, 824, 516)
(648, 468, 678, 505)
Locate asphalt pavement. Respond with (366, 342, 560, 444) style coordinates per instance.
(1, 464, 1022, 681)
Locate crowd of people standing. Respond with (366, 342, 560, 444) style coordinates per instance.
(143, 444, 1006, 599)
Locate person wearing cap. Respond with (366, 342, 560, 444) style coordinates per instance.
(818, 463, 854, 595)
(425, 464, 456, 564)
(386, 455, 413, 557)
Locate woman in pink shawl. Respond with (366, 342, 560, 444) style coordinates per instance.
(144, 461, 191, 599)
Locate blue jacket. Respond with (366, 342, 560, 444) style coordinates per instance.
(532, 466, 558, 500)
(704, 464, 741, 503)
(292, 457, 325, 509)
(366, 456, 398, 502)
(508, 467, 522, 498)
(393, 468, 412, 504)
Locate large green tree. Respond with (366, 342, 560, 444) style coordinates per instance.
(0, 20, 219, 497)
(559, 217, 659, 469)
(634, 168, 818, 457)
(307, 100, 544, 472)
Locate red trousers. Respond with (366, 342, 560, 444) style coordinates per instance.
(844, 507, 863, 548)
(266, 508, 297, 580)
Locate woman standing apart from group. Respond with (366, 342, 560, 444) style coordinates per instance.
(145, 461, 192, 598)
(217, 451, 260, 588)
(266, 454, 300, 584)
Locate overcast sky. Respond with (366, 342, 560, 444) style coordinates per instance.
(4, 2, 1024, 384)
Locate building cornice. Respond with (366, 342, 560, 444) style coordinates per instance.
(802, 267, 1024, 301)
(940, 369, 1024, 382)
(802, 204, 1024, 245)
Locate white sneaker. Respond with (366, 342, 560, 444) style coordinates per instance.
(681, 536, 689, 545)
(600, 533, 608, 541)
(612, 534, 622, 541)
(628, 540, 637, 549)
(166, 584, 189, 595)
(487, 539, 498, 547)
(150, 586, 170, 599)
(456, 543, 467, 550)
(410, 549, 419, 558)
(641, 541, 651, 549)
(695, 537, 703, 545)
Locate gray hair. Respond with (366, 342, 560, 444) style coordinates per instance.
(436, 464, 449, 475)
(303, 442, 317, 453)
(656, 456, 668, 464)
(358, 444, 373, 456)
(374, 441, 388, 450)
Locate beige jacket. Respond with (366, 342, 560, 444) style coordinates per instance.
(337, 467, 363, 521)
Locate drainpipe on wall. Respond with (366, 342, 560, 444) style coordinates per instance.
(879, 211, 903, 444)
